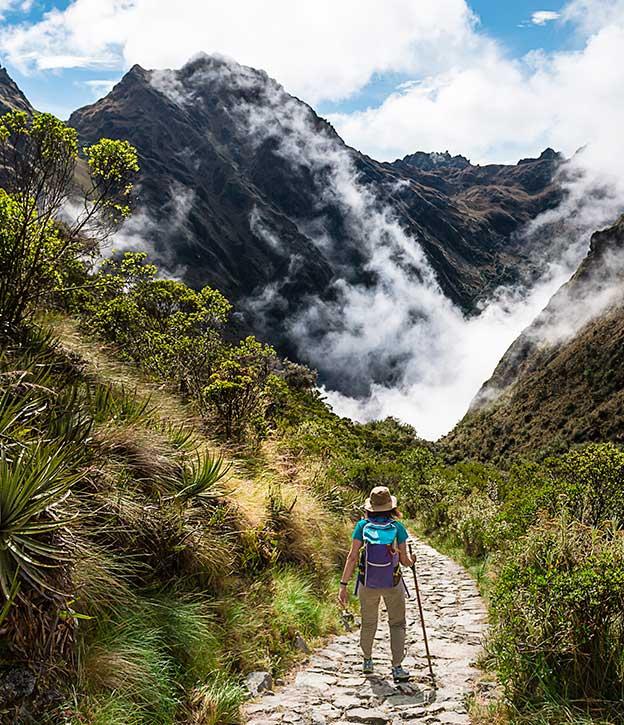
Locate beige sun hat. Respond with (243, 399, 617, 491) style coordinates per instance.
(364, 485, 398, 513)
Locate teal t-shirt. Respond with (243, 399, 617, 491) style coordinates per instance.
(352, 517, 409, 544)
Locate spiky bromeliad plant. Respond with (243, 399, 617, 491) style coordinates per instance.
(0, 444, 81, 611)
(173, 451, 232, 504)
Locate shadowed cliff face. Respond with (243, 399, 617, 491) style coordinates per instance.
(67, 56, 563, 337)
(1, 57, 582, 429)
(0, 67, 34, 116)
(446, 215, 624, 460)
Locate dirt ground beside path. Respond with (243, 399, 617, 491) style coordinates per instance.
(243, 538, 489, 724)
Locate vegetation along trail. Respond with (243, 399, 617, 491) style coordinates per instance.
(244, 539, 487, 725)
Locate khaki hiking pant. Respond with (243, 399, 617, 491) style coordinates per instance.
(358, 582, 406, 666)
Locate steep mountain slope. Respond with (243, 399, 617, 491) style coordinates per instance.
(68, 55, 563, 340)
(0, 66, 33, 115)
(445, 215, 624, 460)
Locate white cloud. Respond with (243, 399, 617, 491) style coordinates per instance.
(562, 0, 624, 33)
(0, 0, 20, 18)
(531, 10, 561, 24)
(172, 56, 598, 440)
(80, 78, 118, 99)
(328, 11, 624, 172)
(1, 0, 622, 167)
(105, 180, 195, 279)
(0, 0, 481, 102)
(0, 0, 131, 73)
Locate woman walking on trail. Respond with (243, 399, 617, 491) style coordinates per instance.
(338, 485, 415, 682)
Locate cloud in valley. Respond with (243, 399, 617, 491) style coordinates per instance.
(151, 57, 617, 439)
(3, 0, 623, 438)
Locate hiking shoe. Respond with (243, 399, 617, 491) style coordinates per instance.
(392, 665, 411, 682)
(362, 658, 374, 674)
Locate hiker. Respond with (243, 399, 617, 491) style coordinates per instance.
(338, 485, 414, 682)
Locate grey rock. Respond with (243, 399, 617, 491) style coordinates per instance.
(294, 671, 337, 692)
(0, 667, 36, 706)
(345, 708, 390, 724)
(310, 711, 328, 724)
(245, 670, 273, 696)
(333, 694, 361, 710)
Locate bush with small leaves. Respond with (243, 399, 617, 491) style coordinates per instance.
(201, 336, 281, 440)
(0, 111, 138, 329)
(490, 516, 624, 713)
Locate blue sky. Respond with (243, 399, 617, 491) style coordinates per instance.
(0, 0, 620, 167)
(1, 0, 569, 120)
(319, 0, 571, 116)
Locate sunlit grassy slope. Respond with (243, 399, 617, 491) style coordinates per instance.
(1, 314, 347, 724)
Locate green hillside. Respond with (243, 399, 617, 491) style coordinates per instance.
(446, 216, 624, 463)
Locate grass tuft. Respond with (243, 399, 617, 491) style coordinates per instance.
(186, 674, 246, 725)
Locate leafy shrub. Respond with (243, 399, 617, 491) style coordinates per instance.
(86, 253, 231, 394)
(450, 493, 508, 558)
(81, 252, 290, 444)
(201, 336, 283, 440)
(170, 451, 231, 504)
(545, 442, 624, 526)
(490, 516, 624, 714)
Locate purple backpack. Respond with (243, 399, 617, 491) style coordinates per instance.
(357, 519, 400, 589)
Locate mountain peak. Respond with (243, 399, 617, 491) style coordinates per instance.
(518, 147, 562, 165)
(398, 150, 472, 171)
(0, 65, 34, 115)
(127, 63, 148, 78)
(539, 147, 559, 160)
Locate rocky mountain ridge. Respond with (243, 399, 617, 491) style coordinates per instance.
(2, 56, 600, 411)
(0, 66, 33, 115)
(65, 56, 564, 339)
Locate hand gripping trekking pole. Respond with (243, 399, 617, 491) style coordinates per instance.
(408, 540, 436, 687)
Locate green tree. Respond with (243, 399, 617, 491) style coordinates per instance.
(202, 336, 283, 440)
(87, 252, 232, 396)
(0, 111, 138, 329)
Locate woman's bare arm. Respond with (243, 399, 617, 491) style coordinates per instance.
(340, 539, 362, 583)
(338, 538, 362, 605)
(398, 541, 414, 567)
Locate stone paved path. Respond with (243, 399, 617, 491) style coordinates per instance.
(243, 539, 488, 725)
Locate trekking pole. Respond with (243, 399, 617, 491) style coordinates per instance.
(407, 540, 436, 687)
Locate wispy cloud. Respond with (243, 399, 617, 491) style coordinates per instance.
(531, 10, 562, 25)
(328, 4, 624, 166)
(0, 0, 481, 103)
(79, 77, 118, 99)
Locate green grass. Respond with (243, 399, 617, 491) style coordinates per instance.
(73, 694, 148, 725)
(186, 674, 247, 725)
(272, 567, 338, 641)
(79, 607, 179, 723)
(470, 699, 621, 725)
